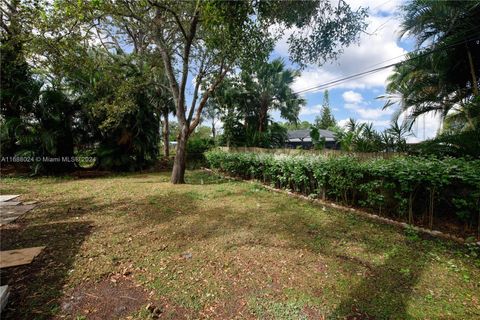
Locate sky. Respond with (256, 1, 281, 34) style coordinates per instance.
(270, 0, 441, 142)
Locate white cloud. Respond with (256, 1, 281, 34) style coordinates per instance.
(342, 90, 393, 120)
(338, 118, 350, 128)
(401, 112, 442, 142)
(281, 1, 406, 92)
(299, 104, 323, 116)
(338, 117, 391, 130)
(356, 108, 392, 119)
(347, 0, 403, 15)
(344, 104, 393, 120)
(344, 103, 358, 110)
(342, 91, 364, 104)
(358, 119, 391, 128)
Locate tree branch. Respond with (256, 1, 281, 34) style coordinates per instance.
(147, 0, 187, 40)
(177, 8, 199, 124)
(189, 60, 232, 134)
(187, 52, 207, 123)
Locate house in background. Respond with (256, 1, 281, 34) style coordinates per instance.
(285, 129, 338, 149)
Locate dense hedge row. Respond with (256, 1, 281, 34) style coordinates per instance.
(205, 150, 480, 236)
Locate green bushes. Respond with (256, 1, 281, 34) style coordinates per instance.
(205, 150, 480, 236)
(187, 137, 215, 156)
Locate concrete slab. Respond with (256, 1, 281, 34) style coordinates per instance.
(0, 205, 35, 215)
(0, 204, 35, 225)
(0, 195, 19, 202)
(0, 201, 21, 206)
(0, 246, 45, 268)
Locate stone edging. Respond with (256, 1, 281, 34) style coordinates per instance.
(202, 168, 468, 244)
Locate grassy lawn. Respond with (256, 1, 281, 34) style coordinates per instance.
(1, 170, 479, 319)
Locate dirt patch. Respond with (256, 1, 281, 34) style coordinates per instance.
(59, 278, 150, 319)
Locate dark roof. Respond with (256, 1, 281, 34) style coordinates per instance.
(287, 129, 336, 141)
(318, 129, 336, 140)
(287, 129, 311, 140)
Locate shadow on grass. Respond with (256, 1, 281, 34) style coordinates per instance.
(18, 196, 121, 227)
(331, 245, 426, 318)
(0, 220, 93, 319)
(265, 202, 429, 318)
(0, 171, 446, 319)
(128, 183, 430, 319)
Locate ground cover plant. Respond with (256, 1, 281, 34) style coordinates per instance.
(1, 170, 479, 319)
(205, 150, 480, 238)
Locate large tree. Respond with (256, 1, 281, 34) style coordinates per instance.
(105, 0, 367, 183)
(0, 0, 42, 156)
(240, 58, 305, 133)
(3, 1, 367, 181)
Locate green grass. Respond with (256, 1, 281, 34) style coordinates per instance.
(1, 170, 479, 319)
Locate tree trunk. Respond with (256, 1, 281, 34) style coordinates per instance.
(258, 102, 268, 133)
(211, 120, 216, 139)
(171, 129, 188, 184)
(162, 110, 170, 157)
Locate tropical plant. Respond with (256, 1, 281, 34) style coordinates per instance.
(240, 58, 306, 132)
(0, 0, 42, 157)
(335, 119, 385, 152)
(385, 120, 411, 152)
(382, 0, 480, 151)
(310, 126, 325, 150)
(2, 0, 368, 179)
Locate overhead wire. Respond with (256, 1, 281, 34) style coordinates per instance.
(292, 29, 480, 95)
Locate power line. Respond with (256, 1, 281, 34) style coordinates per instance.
(362, 24, 480, 70)
(293, 31, 480, 96)
(294, 34, 479, 95)
(370, 0, 395, 13)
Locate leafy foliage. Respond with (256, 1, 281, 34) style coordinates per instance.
(212, 59, 301, 148)
(206, 150, 480, 236)
(239, 58, 305, 132)
(331, 119, 411, 153)
(309, 127, 325, 150)
(382, 0, 480, 157)
(72, 51, 161, 171)
(314, 90, 336, 130)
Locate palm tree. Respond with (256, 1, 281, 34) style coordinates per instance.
(382, 50, 467, 130)
(241, 58, 305, 132)
(346, 118, 362, 133)
(355, 123, 383, 152)
(148, 72, 175, 157)
(385, 120, 411, 152)
(382, 0, 480, 131)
